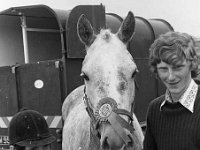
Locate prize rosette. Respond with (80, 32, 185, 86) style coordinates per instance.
(95, 97, 118, 123)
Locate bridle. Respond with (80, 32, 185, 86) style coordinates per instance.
(83, 86, 136, 146)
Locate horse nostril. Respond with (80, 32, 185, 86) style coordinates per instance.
(102, 137, 110, 149)
(127, 134, 134, 147)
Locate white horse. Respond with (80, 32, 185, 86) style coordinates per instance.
(62, 11, 144, 150)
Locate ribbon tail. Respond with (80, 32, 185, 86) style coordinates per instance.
(108, 112, 131, 145)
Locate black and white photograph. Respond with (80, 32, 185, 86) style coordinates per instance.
(0, 0, 199, 150)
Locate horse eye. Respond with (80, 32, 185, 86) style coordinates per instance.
(80, 72, 89, 81)
(132, 69, 139, 78)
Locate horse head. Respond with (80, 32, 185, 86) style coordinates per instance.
(77, 12, 142, 150)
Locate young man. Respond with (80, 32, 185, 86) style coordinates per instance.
(8, 109, 56, 150)
(143, 31, 200, 150)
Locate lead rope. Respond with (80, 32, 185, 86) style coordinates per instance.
(83, 86, 101, 147)
(83, 86, 100, 138)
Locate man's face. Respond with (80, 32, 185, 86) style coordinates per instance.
(25, 144, 51, 150)
(157, 60, 192, 97)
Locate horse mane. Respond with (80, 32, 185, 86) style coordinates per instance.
(62, 85, 84, 120)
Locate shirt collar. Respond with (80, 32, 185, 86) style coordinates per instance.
(160, 79, 198, 113)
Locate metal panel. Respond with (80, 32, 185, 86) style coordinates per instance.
(134, 60, 158, 122)
(0, 66, 18, 150)
(27, 31, 62, 62)
(106, 13, 123, 33)
(148, 19, 174, 39)
(66, 5, 106, 58)
(0, 15, 24, 67)
(65, 59, 84, 94)
(0, 66, 18, 116)
(0, 5, 67, 27)
(15, 60, 62, 115)
(130, 17, 155, 58)
(1, 5, 55, 18)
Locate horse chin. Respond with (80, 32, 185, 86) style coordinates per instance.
(99, 142, 134, 150)
(99, 124, 135, 150)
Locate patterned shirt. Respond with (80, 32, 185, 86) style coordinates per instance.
(160, 79, 198, 113)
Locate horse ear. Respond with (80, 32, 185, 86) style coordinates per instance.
(117, 11, 135, 44)
(77, 14, 95, 46)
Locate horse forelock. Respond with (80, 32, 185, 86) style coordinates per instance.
(99, 29, 112, 42)
(85, 29, 122, 52)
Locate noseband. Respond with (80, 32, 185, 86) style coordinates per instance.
(83, 86, 135, 145)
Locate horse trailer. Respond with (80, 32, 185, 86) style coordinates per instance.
(0, 4, 173, 149)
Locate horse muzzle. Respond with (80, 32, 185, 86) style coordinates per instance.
(100, 123, 134, 150)
(86, 97, 137, 150)
(83, 92, 141, 149)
